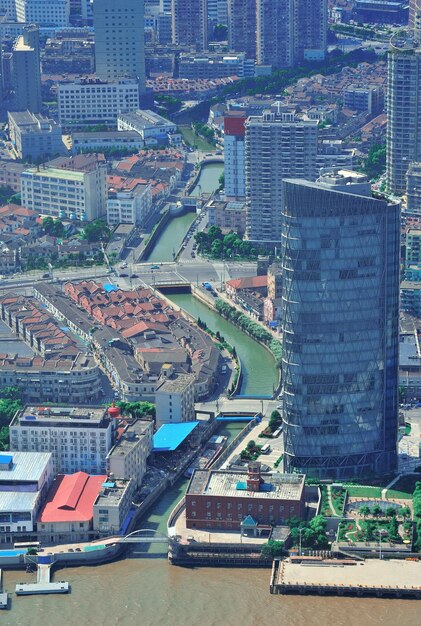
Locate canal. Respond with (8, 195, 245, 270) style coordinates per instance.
(130, 420, 247, 557)
(146, 162, 223, 262)
(168, 292, 278, 397)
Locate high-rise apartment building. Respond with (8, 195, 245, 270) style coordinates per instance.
(386, 35, 421, 195)
(15, 0, 70, 27)
(409, 0, 421, 38)
(11, 24, 41, 113)
(172, 0, 208, 50)
(228, 0, 256, 59)
(94, 0, 146, 94)
(224, 114, 246, 198)
(257, 0, 293, 69)
(293, 0, 327, 62)
(245, 109, 318, 246)
(281, 170, 400, 478)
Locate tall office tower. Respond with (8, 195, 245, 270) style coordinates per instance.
(409, 0, 421, 38)
(227, 0, 256, 59)
(293, 0, 327, 62)
(0, 0, 17, 20)
(281, 170, 400, 478)
(386, 35, 421, 195)
(94, 0, 146, 94)
(224, 114, 246, 198)
(172, 0, 208, 50)
(11, 24, 41, 113)
(245, 109, 318, 246)
(257, 0, 293, 69)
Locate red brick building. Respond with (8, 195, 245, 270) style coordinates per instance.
(185, 463, 305, 531)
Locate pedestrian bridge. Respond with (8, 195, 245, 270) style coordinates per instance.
(118, 529, 168, 544)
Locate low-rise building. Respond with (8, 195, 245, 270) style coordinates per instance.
(155, 368, 195, 428)
(117, 109, 180, 146)
(37, 471, 107, 543)
(21, 154, 107, 221)
(72, 130, 144, 154)
(57, 78, 140, 126)
(401, 281, 421, 318)
(93, 478, 135, 534)
(206, 199, 246, 235)
(9, 405, 114, 475)
(406, 162, 421, 217)
(185, 463, 305, 531)
(106, 419, 153, 488)
(0, 450, 53, 542)
(179, 52, 253, 80)
(8, 110, 66, 160)
(107, 177, 153, 227)
(0, 159, 28, 192)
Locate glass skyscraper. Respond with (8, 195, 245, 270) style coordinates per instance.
(281, 171, 400, 478)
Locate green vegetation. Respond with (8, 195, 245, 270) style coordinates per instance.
(215, 298, 282, 367)
(338, 520, 357, 542)
(83, 124, 109, 133)
(261, 540, 284, 558)
(192, 121, 215, 145)
(361, 143, 386, 180)
(43, 216, 66, 238)
(260, 410, 282, 438)
(212, 23, 228, 42)
(289, 515, 329, 549)
(331, 486, 347, 516)
(0, 185, 18, 205)
(116, 401, 155, 419)
(155, 95, 183, 115)
(218, 172, 225, 190)
(195, 226, 260, 259)
(0, 387, 23, 450)
(179, 125, 215, 152)
(82, 219, 111, 243)
(240, 439, 262, 461)
(412, 482, 421, 552)
(344, 485, 383, 498)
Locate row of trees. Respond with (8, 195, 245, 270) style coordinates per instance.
(289, 515, 329, 549)
(358, 504, 411, 519)
(413, 482, 421, 552)
(361, 143, 386, 181)
(195, 226, 260, 259)
(116, 401, 156, 419)
(215, 298, 282, 367)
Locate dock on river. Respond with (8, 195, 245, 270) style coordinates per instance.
(0, 569, 8, 608)
(15, 556, 69, 596)
(270, 558, 421, 599)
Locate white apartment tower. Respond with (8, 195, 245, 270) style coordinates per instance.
(94, 0, 146, 95)
(245, 109, 318, 246)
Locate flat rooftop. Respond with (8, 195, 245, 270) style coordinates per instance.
(94, 479, 132, 507)
(188, 470, 305, 500)
(156, 373, 195, 393)
(13, 405, 108, 427)
(0, 490, 39, 511)
(153, 421, 199, 452)
(107, 420, 152, 457)
(22, 167, 84, 182)
(0, 451, 51, 483)
(277, 559, 421, 591)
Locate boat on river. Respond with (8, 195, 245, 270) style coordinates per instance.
(184, 435, 227, 478)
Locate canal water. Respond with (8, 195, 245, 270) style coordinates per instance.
(146, 162, 223, 262)
(168, 292, 278, 397)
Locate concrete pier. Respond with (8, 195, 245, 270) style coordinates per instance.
(0, 569, 8, 609)
(15, 556, 69, 596)
(270, 558, 421, 599)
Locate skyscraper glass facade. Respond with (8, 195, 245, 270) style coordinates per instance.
(281, 176, 400, 478)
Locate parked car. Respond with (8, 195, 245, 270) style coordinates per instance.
(119, 273, 128, 277)
(150, 264, 160, 270)
(42, 272, 50, 278)
(131, 273, 138, 278)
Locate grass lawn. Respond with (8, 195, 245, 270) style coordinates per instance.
(385, 489, 413, 500)
(344, 485, 383, 498)
(179, 125, 216, 152)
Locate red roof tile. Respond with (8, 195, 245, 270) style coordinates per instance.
(38, 472, 106, 523)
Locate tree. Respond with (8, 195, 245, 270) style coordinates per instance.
(247, 439, 256, 451)
(82, 220, 111, 243)
(372, 504, 382, 518)
(218, 172, 225, 189)
(213, 23, 228, 42)
(359, 505, 371, 518)
(398, 506, 411, 520)
(43, 217, 65, 238)
(362, 143, 386, 180)
(261, 540, 284, 558)
(388, 516, 400, 542)
(385, 506, 397, 518)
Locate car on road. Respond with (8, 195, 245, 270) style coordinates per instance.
(150, 264, 160, 270)
(42, 272, 50, 278)
(119, 273, 128, 277)
(130, 273, 138, 278)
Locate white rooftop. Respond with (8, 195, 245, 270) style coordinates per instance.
(0, 490, 39, 511)
(0, 451, 51, 483)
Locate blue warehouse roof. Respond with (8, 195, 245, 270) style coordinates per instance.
(153, 422, 199, 452)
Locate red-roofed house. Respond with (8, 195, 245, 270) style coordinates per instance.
(225, 275, 268, 298)
(38, 471, 106, 542)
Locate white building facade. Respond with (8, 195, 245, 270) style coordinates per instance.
(155, 371, 195, 428)
(57, 79, 140, 126)
(107, 182, 153, 227)
(15, 0, 70, 27)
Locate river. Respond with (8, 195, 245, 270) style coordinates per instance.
(168, 292, 278, 397)
(146, 162, 223, 262)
